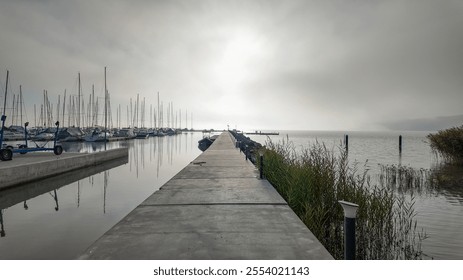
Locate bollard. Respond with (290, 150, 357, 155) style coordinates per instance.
(399, 135, 402, 154)
(245, 146, 248, 161)
(339, 200, 359, 260)
(259, 152, 264, 179)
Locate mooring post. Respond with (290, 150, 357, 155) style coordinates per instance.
(399, 135, 402, 154)
(345, 134, 349, 151)
(339, 200, 359, 260)
(259, 151, 264, 179)
(245, 145, 248, 161)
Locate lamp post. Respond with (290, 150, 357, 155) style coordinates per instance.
(339, 200, 359, 260)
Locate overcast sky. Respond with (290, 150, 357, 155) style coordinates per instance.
(1, 0, 462, 131)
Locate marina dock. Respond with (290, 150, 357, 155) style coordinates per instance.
(0, 148, 128, 190)
(80, 132, 333, 259)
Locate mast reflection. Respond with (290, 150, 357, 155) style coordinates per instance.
(49, 189, 59, 211)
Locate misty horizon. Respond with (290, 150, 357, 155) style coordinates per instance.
(1, 0, 462, 132)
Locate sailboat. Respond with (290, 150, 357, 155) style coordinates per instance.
(84, 127, 111, 142)
(85, 67, 111, 142)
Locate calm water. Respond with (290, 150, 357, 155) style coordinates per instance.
(0, 132, 203, 259)
(249, 130, 463, 260)
(1, 130, 462, 259)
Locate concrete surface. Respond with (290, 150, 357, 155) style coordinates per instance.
(79, 132, 333, 260)
(0, 148, 128, 190)
(0, 156, 128, 209)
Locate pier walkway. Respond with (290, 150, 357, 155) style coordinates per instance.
(80, 132, 333, 259)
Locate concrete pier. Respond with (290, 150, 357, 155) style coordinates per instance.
(0, 148, 128, 190)
(0, 156, 127, 209)
(80, 132, 333, 260)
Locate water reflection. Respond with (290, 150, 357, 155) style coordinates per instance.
(430, 163, 463, 205)
(50, 189, 59, 211)
(0, 157, 128, 238)
(0, 132, 203, 259)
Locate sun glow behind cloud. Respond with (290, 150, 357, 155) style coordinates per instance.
(213, 28, 265, 92)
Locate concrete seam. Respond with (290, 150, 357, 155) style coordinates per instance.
(139, 202, 288, 207)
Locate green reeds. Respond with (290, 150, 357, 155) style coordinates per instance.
(428, 125, 463, 164)
(260, 138, 426, 260)
(378, 164, 433, 195)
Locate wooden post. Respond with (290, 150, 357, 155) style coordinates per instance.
(345, 134, 349, 151)
(399, 135, 402, 154)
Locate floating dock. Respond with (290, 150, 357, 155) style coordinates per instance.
(80, 132, 333, 260)
(0, 148, 128, 190)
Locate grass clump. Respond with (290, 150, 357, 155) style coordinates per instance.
(260, 138, 426, 260)
(427, 125, 463, 164)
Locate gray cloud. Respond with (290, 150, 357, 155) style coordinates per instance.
(1, 0, 462, 131)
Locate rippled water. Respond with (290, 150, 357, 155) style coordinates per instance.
(248, 130, 463, 260)
(0, 132, 203, 259)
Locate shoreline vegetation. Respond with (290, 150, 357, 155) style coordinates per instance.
(229, 131, 427, 260)
(427, 125, 463, 164)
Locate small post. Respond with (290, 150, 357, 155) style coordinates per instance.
(259, 150, 264, 179)
(344, 134, 349, 151)
(339, 200, 359, 260)
(245, 146, 248, 161)
(399, 135, 402, 154)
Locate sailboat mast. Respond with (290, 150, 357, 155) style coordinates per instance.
(78, 72, 81, 128)
(92, 84, 95, 127)
(136, 94, 139, 128)
(157, 92, 160, 129)
(104, 67, 107, 144)
(57, 94, 60, 126)
(2, 70, 8, 116)
(11, 94, 16, 126)
(63, 90, 66, 128)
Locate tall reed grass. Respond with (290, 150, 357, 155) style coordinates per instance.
(378, 164, 433, 195)
(260, 138, 426, 260)
(428, 125, 463, 164)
